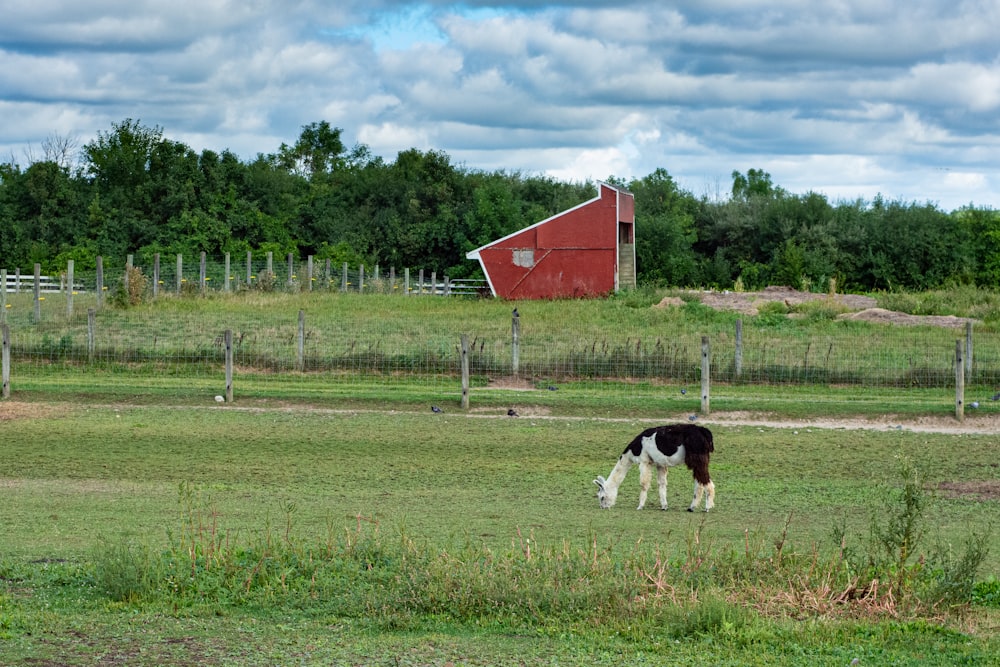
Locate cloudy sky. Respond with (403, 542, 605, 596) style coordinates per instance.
(2, 1, 999, 211)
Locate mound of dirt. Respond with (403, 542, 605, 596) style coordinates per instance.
(659, 286, 978, 328)
(658, 286, 876, 316)
(837, 308, 978, 329)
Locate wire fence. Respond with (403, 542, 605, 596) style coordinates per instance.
(3, 282, 998, 411)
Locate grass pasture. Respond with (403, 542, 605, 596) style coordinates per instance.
(1, 400, 999, 665)
(2, 287, 1000, 664)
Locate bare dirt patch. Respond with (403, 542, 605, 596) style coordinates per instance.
(937, 480, 1000, 501)
(0, 401, 59, 421)
(837, 308, 978, 328)
(485, 376, 537, 391)
(702, 411, 1000, 434)
(661, 286, 979, 328)
(663, 286, 876, 316)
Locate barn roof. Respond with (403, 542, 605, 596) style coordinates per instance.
(465, 181, 631, 262)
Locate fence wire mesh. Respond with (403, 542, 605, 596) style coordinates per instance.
(3, 279, 997, 411)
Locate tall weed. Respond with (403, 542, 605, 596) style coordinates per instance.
(91, 476, 991, 633)
(833, 458, 991, 611)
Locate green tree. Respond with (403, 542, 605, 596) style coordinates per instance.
(731, 168, 783, 200)
(0, 160, 87, 271)
(628, 168, 701, 286)
(955, 206, 1000, 286)
(276, 121, 345, 180)
(82, 119, 164, 255)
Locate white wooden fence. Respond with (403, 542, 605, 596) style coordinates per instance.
(2, 271, 85, 293)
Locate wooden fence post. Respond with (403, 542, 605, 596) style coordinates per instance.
(461, 333, 470, 410)
(1, 269, 6, 323)
(153, 253, 160, 298)
(512, 309, 520, 376)
(965, 321, 973, 382)
(342, 262, 348, 292)
(734, 319, 743, 380)
(955, 339, 965, 421)
(66, 260, 74, 318)
(125, 255, 133, 297)
(200, 252, 207, 294)
(287, 253, 295, 288)
(96, 256, 104, 308)
(88, 308, 96, 363)
(246, 251, 253, 288)
(225, 328, 234, 403)
(700, 335, 711, 415)
(404, 268, 410, 295)
(307, 255, 314, 291)
(2, 323, 10, 399)
(176, 254, 183, 294)
(224, 252, 231, 293)
(266, 251, 273, 277)
(359, 264, 365, 292)
(33, 264, 41, 323)
(297, 310, 305, 372)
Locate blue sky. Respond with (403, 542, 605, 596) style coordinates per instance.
(2, 1, 999, 211)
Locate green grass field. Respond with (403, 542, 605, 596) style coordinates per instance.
(2, 287, 1000, 664)
(2, 399, 998, 665)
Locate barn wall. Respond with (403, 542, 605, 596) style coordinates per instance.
(618, 189, 635, 223)
(469, 182, 632, 299)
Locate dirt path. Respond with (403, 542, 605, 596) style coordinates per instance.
(9, 400, 993, 436)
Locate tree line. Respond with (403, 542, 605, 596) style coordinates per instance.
(2, 119, 998, 292)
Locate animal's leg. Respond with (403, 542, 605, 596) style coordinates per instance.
(637, 461, 652, 509)
(657, 466, 668, 510)
(704, 480, 715, 511)
(688, 480, 705, 512)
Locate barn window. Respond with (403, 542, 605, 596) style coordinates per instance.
(513, 249, 535, 268)
(619, 222, 634, 244)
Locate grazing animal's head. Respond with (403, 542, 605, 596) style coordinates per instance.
(594, 476, 617, 509)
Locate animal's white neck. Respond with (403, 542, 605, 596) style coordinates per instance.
(603, 455, 634, 494)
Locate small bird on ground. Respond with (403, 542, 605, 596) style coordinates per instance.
(971, 401, 980, 409)
(507, 409, 519, 417)
(688, 414, 698, 421)
(992, 392, 1000, 401)
(512, 307, 519, 317)
(680, 388, 687, 395)
(431, 406, 443, 413)
(547, 385, 557, 391)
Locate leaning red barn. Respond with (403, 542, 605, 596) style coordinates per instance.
(466, 182, 636, 299)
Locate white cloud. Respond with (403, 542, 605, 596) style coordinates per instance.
(0, 1, 999, 211)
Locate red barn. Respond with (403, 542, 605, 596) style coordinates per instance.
(466, 182, 636, 299)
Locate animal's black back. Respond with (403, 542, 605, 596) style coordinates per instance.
(621, 424, 714, 484)
(622, 424, 713, 455)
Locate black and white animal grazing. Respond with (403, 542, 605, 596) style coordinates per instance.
(594, 424, 716, 512)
